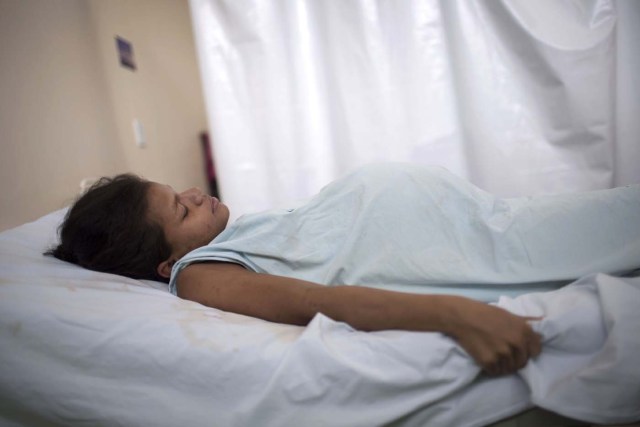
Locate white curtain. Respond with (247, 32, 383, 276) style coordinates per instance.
(189, 0, 640, 220)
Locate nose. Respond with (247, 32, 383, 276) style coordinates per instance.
(180, 187, 204, 205)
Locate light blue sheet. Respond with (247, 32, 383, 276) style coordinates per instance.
(169, 163, 640, 301)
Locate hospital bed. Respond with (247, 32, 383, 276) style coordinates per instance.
(1, 209, 639, 427)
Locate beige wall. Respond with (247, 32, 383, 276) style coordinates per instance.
(0, 0, 208, 231)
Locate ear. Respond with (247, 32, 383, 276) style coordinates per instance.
(157, 258, 174, 280)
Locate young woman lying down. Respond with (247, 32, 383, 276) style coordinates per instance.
(46, 163, 640, 377)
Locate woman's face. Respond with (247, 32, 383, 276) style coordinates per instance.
(146, 183, 230, 268)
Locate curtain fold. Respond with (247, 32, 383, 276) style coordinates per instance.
(189, 0, 637, 220)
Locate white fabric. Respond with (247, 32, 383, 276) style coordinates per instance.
(503, 274, 640, 424)
(1, 210, 640, 426)
(189, 0, 640, 222)
(170, 163, 640, 301)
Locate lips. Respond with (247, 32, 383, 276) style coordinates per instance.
(210, 196, 219, 214)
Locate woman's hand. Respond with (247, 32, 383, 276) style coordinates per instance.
(445, 299, 542, 375)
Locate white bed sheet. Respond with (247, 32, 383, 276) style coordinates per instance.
(1, 210, 639, 426)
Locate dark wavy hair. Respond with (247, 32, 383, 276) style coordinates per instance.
(45, 174, 171, 282)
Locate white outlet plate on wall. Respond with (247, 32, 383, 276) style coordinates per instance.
(132, 119, 146, 148)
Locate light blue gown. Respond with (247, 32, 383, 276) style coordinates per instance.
(169, 163, 640, 301)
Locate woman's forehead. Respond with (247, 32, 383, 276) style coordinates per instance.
(147, 183, 179, 223)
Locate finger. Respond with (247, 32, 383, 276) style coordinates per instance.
(507, 351, 521, 374)
(492, 347, 516, 375)
(479, 353, 500, 376)
(512, 345, 528, 370)
(501, 358, 513, 375)
(528, 332, 543, 357)
(497, 356, 516, 376)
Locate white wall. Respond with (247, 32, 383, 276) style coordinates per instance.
(87, 0, 209, 190)
(0, 0, 208, 231)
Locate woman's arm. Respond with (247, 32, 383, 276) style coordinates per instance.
(177, 262, 541, 375)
